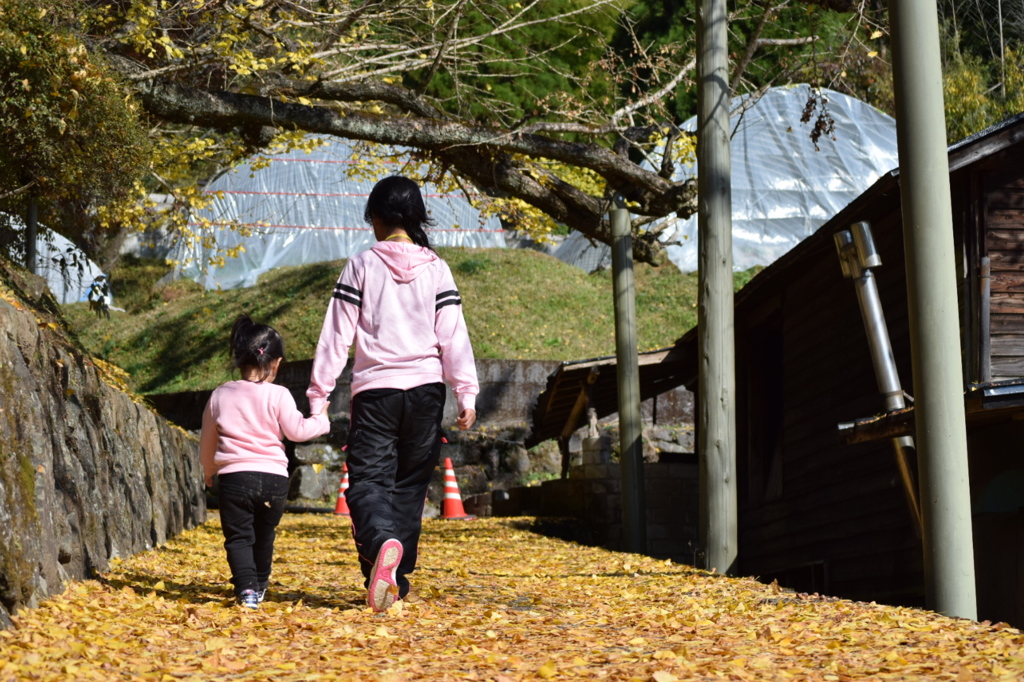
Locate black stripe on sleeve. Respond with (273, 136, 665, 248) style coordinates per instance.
(436, 298, 462, 311)
(333, 292, 362, 308)
(436, 289, 459, 300)
(336, 283, 362, 298)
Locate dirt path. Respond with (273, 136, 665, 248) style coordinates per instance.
(1, 514, 1021, 681)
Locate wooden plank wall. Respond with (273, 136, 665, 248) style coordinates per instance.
(736, 195, 928, 605)
(985, 170, 1024, 379)
(733, 148, 1024, 622)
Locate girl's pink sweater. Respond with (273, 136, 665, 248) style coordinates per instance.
(306, 241, 479, 415)
(200, 380, 330, 485)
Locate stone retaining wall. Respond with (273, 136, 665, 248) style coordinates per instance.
(143, 353, 696, 514)
(146, 358, 695, 431)
(488, 460, 700, 560)
(0, 267, 205, 626)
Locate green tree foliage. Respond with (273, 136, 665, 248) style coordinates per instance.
(0, 0, 150, 262)
(941, 37, 1024, 142)
(615, 0, 870, 122)
(412, 0, 621, 125)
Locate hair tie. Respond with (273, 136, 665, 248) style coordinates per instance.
(257, 347, 265, 355)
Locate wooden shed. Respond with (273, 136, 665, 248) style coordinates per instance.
(668, 113, 1024, 626)
(529, 113, 1024, 626)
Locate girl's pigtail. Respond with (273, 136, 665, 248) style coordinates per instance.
(229, 314, 286, 381)
(230, 314, 255, 366)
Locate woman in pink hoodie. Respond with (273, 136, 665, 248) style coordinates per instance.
(307, 175, 479, 612)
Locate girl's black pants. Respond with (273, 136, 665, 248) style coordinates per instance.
(218, 471, 290, 596)
(345, 382, 446, 598)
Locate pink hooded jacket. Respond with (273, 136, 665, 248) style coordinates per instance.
(200, 380, 330, 485)
(306, 241, 479, 414)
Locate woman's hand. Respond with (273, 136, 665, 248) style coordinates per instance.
(457, 408, 476, 431)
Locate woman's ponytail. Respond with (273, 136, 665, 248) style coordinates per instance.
(364, 175, 435, 250)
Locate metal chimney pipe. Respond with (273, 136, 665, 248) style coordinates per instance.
(854, 267, 904, 411)
(836, 222, 923, 535)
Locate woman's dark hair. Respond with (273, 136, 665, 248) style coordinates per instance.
(229, 314, 285, 381)
(363, 175, 435, 249)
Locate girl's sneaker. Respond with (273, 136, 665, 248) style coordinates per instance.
(367, 539, 402, 612)
(237, 590, 260, 610)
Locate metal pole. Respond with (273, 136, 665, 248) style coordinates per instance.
(611, 205, 646, 554)
(853, 270, 922, 534)
(26, 196, 37, 275)
(888, 0, 977, 619)
(836, 225, 923, 535)
(697, 0, 737, 575)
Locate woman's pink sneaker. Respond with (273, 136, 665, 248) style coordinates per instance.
(367, 538, 403, 612)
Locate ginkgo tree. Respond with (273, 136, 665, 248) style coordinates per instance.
(0, 0, 150, 266)
(60, 0, 874, 265)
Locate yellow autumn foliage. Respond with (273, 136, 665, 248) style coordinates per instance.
(1, 514, 1023, 681)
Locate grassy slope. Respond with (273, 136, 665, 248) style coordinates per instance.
(63, 249, 757, 395)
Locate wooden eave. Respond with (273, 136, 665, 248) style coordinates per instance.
(524, 345, 695, 448)
(837, 378, 1024, 444)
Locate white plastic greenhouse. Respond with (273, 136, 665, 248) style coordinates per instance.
(555, 85, 900, 273)
(4, 216, 110, 305)
(35, 230, 110, 305)
(171, 138, 506, 290)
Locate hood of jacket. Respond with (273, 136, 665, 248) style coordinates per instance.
(370, 241, 438, 283)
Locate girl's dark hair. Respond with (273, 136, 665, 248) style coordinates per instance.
(363, 175, 435, 249)
(230, 314, 285, 381)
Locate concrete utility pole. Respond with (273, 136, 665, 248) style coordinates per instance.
(696, 0, 737, 574)
(610, 205, 647, 553)
(888, 0, 977, 619)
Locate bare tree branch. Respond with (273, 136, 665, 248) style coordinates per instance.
(0, 181, 37, 202)
(417, 0, 470, 92)
(755, 36, 820, 46)
(613, 58, 698, 124)
(731, 2, 786, 92)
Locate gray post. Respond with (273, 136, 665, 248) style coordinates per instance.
(611, 205, 646, 553)
(888, 0, 977, 619)
(26, 196, 37, 275)
(696, 0, 737, 575)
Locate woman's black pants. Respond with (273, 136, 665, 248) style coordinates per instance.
(345, 382, 446, 598)
(218, 471, 290, 596)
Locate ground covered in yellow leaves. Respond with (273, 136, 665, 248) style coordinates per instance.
(1, 514, 1022, 681)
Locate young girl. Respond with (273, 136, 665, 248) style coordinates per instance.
(200, 315, 330, 609)
(307, 175, 479, 612)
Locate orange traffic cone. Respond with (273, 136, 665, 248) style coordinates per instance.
(333, 463, 351, 516)
(441, 457, 476, 520)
